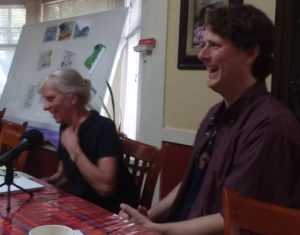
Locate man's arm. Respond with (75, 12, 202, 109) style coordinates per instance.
(151, 213, 223, 235)
(120, 203, 223, 235)
(148, 183, 181, 222)
(119, 182, 181, 222)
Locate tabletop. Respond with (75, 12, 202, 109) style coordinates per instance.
(0, 174, 159, 235)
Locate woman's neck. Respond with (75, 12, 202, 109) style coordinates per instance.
(69, 107, 90, 131)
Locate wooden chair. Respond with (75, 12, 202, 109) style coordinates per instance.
(159, 142, 192, 199)
(0, 119, 28, 171)
(120, 137, 167, 209)
(0, 108, 6, 121)
(223, 187, 300, 235)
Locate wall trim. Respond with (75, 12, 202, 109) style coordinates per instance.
(162, 127, 196, 146)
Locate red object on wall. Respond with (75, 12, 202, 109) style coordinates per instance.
(160, 142, 193, 199)
(138, 38, 156, 46)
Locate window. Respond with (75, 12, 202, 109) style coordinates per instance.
(119, 0, 141, 139)
(0, 5, 26, 45)
(120, 31, 139, 139)
(41, 0, 115, 21)
(0, 4, 26, 97)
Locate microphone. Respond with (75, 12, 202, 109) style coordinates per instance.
(0, 129, 44, 166)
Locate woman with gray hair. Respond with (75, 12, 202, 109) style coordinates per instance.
(39, 68, 138, 213)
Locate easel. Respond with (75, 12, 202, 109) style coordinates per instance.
(0, 161, 33, 211)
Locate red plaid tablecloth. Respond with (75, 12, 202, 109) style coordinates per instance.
(0, 181, 158, 235)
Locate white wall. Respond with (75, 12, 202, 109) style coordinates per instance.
(136, 0, 168, 147)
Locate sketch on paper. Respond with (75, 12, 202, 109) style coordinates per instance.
(43, 25, 57, 42)
(60, 50, 76, 68)
(23, 85, 36, 108)
(37, 50, 52, 70)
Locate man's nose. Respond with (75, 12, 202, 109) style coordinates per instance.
(198, 46, 209, 63)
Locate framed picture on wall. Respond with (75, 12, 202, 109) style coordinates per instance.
(177, 0, 243, 70)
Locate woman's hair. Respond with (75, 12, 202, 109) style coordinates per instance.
(39, 68, 91, 105)
(204, 4, 275, 80)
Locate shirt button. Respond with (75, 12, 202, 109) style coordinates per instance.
(230, 120, 235, 125)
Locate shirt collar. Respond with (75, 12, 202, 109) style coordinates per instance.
(214, 81, 268, 126)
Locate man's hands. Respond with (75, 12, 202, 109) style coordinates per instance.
(119, 203, 155, 229)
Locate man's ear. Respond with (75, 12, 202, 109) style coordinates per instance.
(245, 45, 260, 65)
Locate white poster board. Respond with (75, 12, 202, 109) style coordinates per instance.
(0, 8, 128, 135)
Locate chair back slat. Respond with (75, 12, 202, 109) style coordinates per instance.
(120, 137, 165, 208)
(0, 108, 6, 121)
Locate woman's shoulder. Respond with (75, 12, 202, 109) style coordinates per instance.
(84, 110, 116, 130)
(91, 110, 115, 124)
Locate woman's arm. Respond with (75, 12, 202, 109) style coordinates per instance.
(42, 160, 67, 187)
(61, 126, 118, 197)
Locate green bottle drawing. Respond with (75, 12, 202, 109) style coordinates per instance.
(84, 44, 106, 73)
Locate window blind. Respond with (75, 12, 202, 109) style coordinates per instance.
(0, 5, 26, 45)
(0, 4, 26, 98)
(41, 0, 116, 21)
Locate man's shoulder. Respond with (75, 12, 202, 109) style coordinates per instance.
(251, 93, 296, 120)
(244, 93, 300, 137)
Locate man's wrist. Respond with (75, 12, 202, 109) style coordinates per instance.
(147, 221, 161, 234)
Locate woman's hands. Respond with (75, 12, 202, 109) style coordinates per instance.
(61, 126, 82, 161)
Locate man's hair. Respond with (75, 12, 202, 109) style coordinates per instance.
(204, 4, 274, 80)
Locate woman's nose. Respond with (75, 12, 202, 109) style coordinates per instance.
(43, 101, 49, 111)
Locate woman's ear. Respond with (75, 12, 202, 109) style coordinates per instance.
(245, 45, 260, 65)
(67, 92, 78, 104)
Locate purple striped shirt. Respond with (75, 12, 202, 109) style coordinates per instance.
(164, 82, 300, 221)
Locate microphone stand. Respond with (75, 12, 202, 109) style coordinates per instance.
(0, 161, 33, 212)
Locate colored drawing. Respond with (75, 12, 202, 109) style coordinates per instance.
(58, 21, 75, 41)
(84, 44, 106, 74)
(73, 23, 90, 38)
(44, 26, 57, 42)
